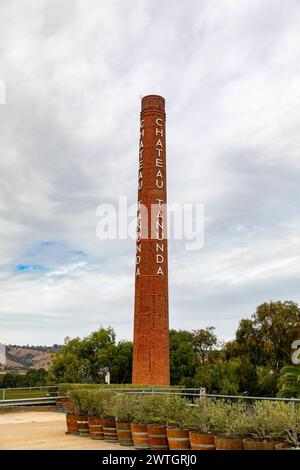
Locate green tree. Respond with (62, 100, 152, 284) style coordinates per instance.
(226, 301, 300, 371)
(194, 360, 239, 395)
(169, 329, 198, 386)
(48, 351, 92, 383)
(0, 373, 24, 388)
(255, 366, 278, 396)
(192, 327, 218, 363)
(85, 328, 117, 380)
(49, 327, 133, 384)
(110, 341, 133, 384)
(24, 368, 48, 387)
(277, 365, 300, 398)
(234, 358, 258, 395)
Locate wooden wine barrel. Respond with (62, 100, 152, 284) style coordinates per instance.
(275, 442, 295, 450)
(56, 397, 64, 412)
(167, 427, 190, 450)
(66, 412, 78, 435)
(131, 424, 150, 449)
(103, 417, 118, 443)
(76, 414, 90, 437)
(215, 435, 244, 450)
(88, 417, 104, 440)
(61, 396, 71, 412)
(243, 438, 282, 450)
(189, 431, 215, 450)
(148, 424, 169, 450)
(116, 422, 134, 446)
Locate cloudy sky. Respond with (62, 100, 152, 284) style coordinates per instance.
(0, 0, 300, 346)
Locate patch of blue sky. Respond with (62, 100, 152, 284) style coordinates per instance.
(41, 240, 57, 247)
(25, 240, 60, 256)
(16, 264, 46, 272)
(17, 242, 89, 273)
(68, 250, 87, 257)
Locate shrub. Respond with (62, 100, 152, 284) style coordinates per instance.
(67, 388, 113, 416)
(139, 395, 168, 425)
(204, 400, 229, 434)
(130, 395, 155, 424)
(181, 405, 201, 430)
(205, 400, 250, 436)
(126, 393, 188, 425)
(68, 389, 90, 415)
(87, 389, 113, 417)
(281, 403, 300, 447)
(247, 401, 286, 440)
(263, 402, 300, 447)
(142, 394, 188, 425)
(222, 402, 250, 436)
(183, 398, 219, 434)
(111, 393, 137, 423)
(102, 391, 117, 418)
(159, 395, 189, 427)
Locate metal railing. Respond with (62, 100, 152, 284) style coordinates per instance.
(104, 387, 300, 403)
(0, 385, 299, 406)
(0, 385, 59, 401)
(0, 396, 57, 407)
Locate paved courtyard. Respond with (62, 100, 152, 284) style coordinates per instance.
(0, 408, 132, 450)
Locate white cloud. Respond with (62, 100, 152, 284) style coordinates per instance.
(0, 0, 300, 344)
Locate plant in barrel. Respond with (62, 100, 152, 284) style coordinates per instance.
(210, 400, 249, 450)
(243, 401, 287, 450)
(130, 394, 157, 450)
(164, 395, 191, 450)
(144, 395, 172, 450)
(86, 389, 108, 440)
(272, 401, 300, 450)
(101, 390, 118, 443)
(69, 389, 90, 437)
(111, 393, 136, 446)
(186, 398, 216, 451)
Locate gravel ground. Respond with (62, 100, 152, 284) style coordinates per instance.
(0, 409, 133, 450)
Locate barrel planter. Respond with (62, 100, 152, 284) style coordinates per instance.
(243, 438, 282, 450)
(66, 412, 79, 435)
(215, 435, 244, 450)
(88, 417, 104, 440)
(189, 431, 216, 450)
(103, 417, 118, 443)
(62, 396, 72, 413)
(116, 422, 134, 446)
(148, 424, 169, 450)
(167, 427, 191, 450)
(275, 442, 298, 450)
(76, 414, 90, 437)
(56, 397, 64, 412)
(131, 423, 150, 449)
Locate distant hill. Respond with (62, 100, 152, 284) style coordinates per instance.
(4, 345, 61, 371)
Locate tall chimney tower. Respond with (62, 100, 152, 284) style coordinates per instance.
(132, 95, 170, 386)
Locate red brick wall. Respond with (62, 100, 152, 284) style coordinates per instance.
(132, 95, 170, 386)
